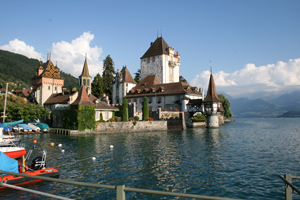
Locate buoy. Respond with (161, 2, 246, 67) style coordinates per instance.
(50, 142, 54, 146)
(58, 144, 62, 147)
(92, 157, 96, 161)
(33, 140, 37, 144)
(61, 149, 65, 153)
(110, 145, 114, 148)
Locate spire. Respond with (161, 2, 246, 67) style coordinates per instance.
(79, 54, 91, 78)
(203, 73, 223, 103)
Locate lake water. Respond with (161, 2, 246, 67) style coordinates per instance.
(1, 118, 300, 199)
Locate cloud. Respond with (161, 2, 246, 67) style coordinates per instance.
(51, 31, 103, 78)
(0, 31, 103, 79)
(0, 39, 44, 61)
(190, 58, 300, 98)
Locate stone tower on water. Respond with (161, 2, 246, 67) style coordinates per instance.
(202, 71, 224, 128)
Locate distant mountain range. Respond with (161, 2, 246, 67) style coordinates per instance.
(0, 50, 79, 89)
(224, 90, 300, 118)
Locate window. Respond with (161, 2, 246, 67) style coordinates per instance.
(170, 68, 173, 75)
(147, 58, 150, 63)
(87, 79, 90, 86)
(105, 111, 109, 119)
(148, 97, 152, 104)
(48, 86, 50, 90)
(152, 57, 155, 62)
(83, 79, 86, 86)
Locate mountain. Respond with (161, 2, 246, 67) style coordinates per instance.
(229, 98, 291, 118)
(0, 50, 79, 89)
(278, 110, 300, 118)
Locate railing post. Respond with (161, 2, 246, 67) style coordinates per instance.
(285, 174, 293, 200)
(116, 185, 125, 200)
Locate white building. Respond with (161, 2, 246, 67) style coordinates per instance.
(112, 66, 136, 104)
(140, 37, 180, 84)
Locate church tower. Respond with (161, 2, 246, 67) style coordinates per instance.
(140, 35, 180, 84)
(79, 54, 92, 95)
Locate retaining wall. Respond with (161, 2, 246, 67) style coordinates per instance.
(95, 121, 167, 133)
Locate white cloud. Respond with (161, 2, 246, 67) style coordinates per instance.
(190, 58, 300, 98)
(0, 39, 44, 61)
(0, 31, 103, 79)
(51, 31, 103, 78)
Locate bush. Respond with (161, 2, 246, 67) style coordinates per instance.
(106, 117, 116, 122)
(134, 116, 139, 121)
(129, 117, 135, 121)
(163, 109, 168, 111)
(193, 113, 206, 119)
(115, 116, 122, 122)
(174, 109, 179, 111)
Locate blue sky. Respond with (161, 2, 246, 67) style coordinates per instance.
(1, 0, 300, 99)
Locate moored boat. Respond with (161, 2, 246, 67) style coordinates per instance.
(0, 146, 27, 158)
(0, 144, 59, 189)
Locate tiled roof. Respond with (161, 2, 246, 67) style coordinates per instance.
(141, 37, 169, 59)
(95, 101, 119, 110)
(120, 66, 136, 84)
(15, 89, 32, 97)
(79, 57, 91, 78)
(126, 75, 202, 98)
(71, 86, 95, 106)
(32, 60, 64, 80)
(203, 74, 223, 103)
(44, 93, 70, 105)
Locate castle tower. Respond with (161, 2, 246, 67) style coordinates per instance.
(140, 36, 180, 84)
(79, 54, 92, 95)
(31, 57, 64, 106)
(203, 72, 223, 128)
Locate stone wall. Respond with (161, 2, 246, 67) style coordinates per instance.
(95, 121, 167, 133)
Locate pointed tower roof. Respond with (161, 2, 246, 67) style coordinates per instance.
(203, 74, 223, 103)
(32, 60, 64, 80)
(141, 37, 170, 59)
(120, 66, 136, 84)
(79, 55, 91, 78)
(71, 86, 95, 105)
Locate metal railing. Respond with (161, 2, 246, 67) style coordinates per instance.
(0, 170, 241, 200)
(279, 174, 300, 200)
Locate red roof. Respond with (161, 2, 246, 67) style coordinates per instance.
(71, 86, 95, 106)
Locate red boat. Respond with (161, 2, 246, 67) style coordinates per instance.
(0, 145, 59, 189)
(0, 146, 27, 159)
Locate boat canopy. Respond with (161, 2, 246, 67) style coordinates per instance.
(0, 151, 19, 174)
(17, 124, 32, 131)
(2, 120, 23, 128)
(36, 123, 50, 129)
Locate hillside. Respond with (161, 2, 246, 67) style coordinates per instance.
(0, 50, 79, 89)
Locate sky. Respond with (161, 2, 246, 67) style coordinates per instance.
(0, 0, 300, 99)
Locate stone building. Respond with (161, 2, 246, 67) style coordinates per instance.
(140, 36, 180, 84)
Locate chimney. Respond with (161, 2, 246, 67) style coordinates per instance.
(62, 88, 66, 95)
(69, 87, 72, 94)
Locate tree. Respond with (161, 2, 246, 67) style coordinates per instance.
(91, 73, 104, 97)
(134, 69, 141, 83)
(122, 97, 128, 121)
(142, 96, 149, 120)
(102, 55, 116, 101)
(218, 94, 233, 118)
(179, 76, 187, 83)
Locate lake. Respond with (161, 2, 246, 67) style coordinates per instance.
(1, 118, 300, 199)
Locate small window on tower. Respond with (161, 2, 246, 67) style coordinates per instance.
(83, 79, 86, 86)
(48, 86, 50, 90)
(87, 79, 90, 86)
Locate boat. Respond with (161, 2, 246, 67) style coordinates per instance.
(16, 124, 32, 132)
(0, 146, 27, 159)
(0, 145, 59, 188)
(35, 123, 50, 132)
(27, 123, 41, 132)
(0, 127, 21, 147)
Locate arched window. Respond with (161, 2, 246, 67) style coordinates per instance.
(83, 79, 86, 86)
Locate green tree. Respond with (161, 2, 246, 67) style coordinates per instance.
(142, 96, 149, 120)
(122, 97, 128, 121)
(134, 69, 141, 83)
(91, 73, 104, 97)
(218, 94, 233, 118)
(102, 55, 116, 101)
(179, 75, 187, 83)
